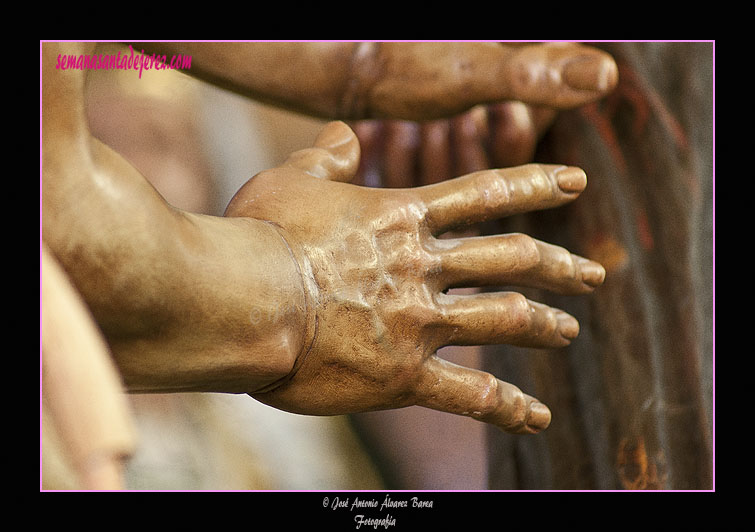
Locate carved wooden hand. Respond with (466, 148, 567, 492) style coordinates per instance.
(225, 121, 605, 434)
(347, 42, 617, 186)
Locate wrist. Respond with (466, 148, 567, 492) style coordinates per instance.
(112, 213, 310, 394)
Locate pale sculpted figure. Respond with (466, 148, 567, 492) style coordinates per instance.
(42, 41, 614, 486)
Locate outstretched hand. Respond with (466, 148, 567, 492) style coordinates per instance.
(225, 121, 604, 434)
(347, 41, 617, 121)
(350, 42, 618, 187)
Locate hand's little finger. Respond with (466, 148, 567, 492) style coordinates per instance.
(415, 355, 551, 434)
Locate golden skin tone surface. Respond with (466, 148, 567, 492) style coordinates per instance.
(142, 42, 617, 121)
(228, 123, 604, 433)
(42, 42, 613, 461)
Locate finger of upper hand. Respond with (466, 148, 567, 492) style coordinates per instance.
(501, 42, 619, 109)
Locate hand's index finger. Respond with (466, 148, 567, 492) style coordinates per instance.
(418, 164, 587, 235)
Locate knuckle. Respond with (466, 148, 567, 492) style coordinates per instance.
(508, 233, 540, 269)
(519, 163, 551, 185)
(526, 163, 561, 195)
(475, 373, 502, 419)
(472, 171, 511, 210)
(393, 356, 426, 393)
(542, 307, 560, 338)
(405, 251, 442, 280)
(503, 388, 529, 431)
(506, 292, 533, 332)
(403, 300, 438, 330)
(552, 245, 579, 279)
(477, 378, 529, 431)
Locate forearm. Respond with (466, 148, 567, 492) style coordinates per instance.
(103, 211, 310, 394)
(42, 42, 308, 393)
(43, 134, 309, 393)
(134, 41, 359, 119)
(134, 41, 618, 123)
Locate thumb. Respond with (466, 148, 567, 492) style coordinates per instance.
(283, 121, 361, 182)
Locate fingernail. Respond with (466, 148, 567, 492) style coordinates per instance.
(563, 54, 618, 92)
(527, 402, 552, 432)
(555, 166, 587, 193)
